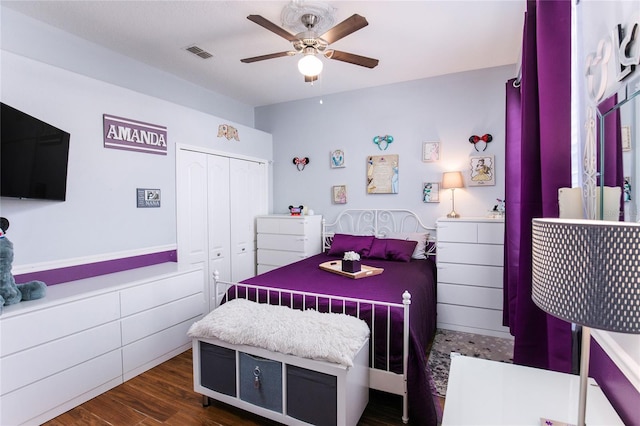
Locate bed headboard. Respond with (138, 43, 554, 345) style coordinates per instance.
(322, 209, 436, 256)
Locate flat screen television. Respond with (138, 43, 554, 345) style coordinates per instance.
(1, 103, 70, 201)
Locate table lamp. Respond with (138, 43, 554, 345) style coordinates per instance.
(442, 171, 464, 218)
(531, 218, 640, 426)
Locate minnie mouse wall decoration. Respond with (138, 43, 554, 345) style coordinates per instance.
(293, 157, 309, 171)
(373, 135, 394, 151)
(468, 134, 493, 151)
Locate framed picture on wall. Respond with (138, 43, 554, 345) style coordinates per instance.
(469, 155, 495, 186)
(422, 141, 440, 162)
(422, 182, 440, 203)
(621, 126, 631, 151)
(332, 185, 347, 204)
(330, 149, 345, 168)
(367, 155, 399, 194)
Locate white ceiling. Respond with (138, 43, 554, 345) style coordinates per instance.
(2, 1, 526, 107)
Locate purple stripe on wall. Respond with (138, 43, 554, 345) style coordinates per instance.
(14, 250, 177, 286)
(589, 339, 640, 425)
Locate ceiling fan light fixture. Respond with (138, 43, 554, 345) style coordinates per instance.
(298, 52, 323, 77)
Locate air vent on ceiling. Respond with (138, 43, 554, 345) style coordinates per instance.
(185, 45, 213, 59)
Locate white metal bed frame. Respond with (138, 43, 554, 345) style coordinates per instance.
(210, 209, 436, 424)
(321, 208, 437, 257)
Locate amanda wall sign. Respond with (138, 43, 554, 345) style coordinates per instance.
(469, 155, 495, 186)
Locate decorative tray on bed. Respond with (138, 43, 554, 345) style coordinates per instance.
(319, 260, 384, 279)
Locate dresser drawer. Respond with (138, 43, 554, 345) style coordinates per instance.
(122, 319, 193, 378)
(121, 294, 204, 345)
(437, 263, 504, 288)
(437, 242, 504, 267)
(120, 269, 203, 317)
(1, 321, 121, 395)
(0, 292, 120, 357)
(478, 222, 504, 244)
(437, 222, 478, 243)
(1, 349, 122, 426)
(438, 283, 504, 310)
(437, 304, 508, 333)
(258, 249, 309, 267)
(257, 216, 319, 235)
(258, 233, 316, 252)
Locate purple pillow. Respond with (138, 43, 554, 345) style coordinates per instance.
(367, 238, 388, 259)
(384, 238, 418, 262)
(327, 234, 374, 257)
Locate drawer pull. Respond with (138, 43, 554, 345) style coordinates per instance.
(254, 366, 261, 389)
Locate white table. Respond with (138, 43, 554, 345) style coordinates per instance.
(442, 356, 623, 425)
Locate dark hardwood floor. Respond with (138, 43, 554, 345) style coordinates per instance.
(43, 349, 444, 425)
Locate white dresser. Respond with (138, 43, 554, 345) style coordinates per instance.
(0, 263, 204, 426)
(256, 215, 323, 274)
(436, 217, 510, 338)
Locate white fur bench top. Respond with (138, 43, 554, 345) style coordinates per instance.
(188, 298, 370, 367)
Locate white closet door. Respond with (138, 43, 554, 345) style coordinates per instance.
(176, 149, 207, 267)
(176, 149, 210, 308)
(229, 158, 267, 281)
(207, 155, 232, 290)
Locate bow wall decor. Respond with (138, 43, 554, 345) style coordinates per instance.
(373, 135, 394, 150)
(468, 133, 493, 151)
(217, 124, 240, 141)
(293, 157, 310, 171)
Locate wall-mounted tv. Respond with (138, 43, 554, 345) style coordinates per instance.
(1, 103, 70, 201)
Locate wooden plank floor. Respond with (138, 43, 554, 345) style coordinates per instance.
(44, 349, 444, 425)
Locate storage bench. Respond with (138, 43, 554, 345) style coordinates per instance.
(192, 337, 370, 426)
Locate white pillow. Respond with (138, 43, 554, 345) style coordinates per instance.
(385, 232, 429, 259)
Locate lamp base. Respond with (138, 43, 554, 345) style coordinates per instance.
(447, 211, 460, 218)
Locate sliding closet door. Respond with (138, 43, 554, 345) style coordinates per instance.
(176, 149, 211, 306)
(177, 147, 269, 311)
(229, 158, 268, 282)
(176, 149, 207, 268)
(208, 155, 232, 283)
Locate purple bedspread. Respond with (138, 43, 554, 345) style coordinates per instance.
(240, 252, 438, 425)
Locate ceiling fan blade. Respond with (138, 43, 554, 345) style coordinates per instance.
(247, 15, 298, 42)
(241, 51, 292, 63)
(304, 75, 318, 83)
(320, 14, 369, 44)
(326, 50, 379, 69)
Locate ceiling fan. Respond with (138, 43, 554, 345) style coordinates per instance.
(241, 13, 379, 82)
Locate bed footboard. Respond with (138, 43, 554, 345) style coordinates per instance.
(213, 274, 412, 424)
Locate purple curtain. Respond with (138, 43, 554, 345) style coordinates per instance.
(503, 0, 573, 373)
(598, 95, 624, 220)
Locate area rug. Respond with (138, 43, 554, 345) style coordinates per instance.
(427, 328, 514, 398)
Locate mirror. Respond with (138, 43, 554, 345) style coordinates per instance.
(598, 79, 640, 222)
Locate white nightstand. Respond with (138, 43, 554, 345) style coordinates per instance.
(442, 356, 623, 425)
(436, 217, 510, 338)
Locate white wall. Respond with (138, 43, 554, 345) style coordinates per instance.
(255, 65, 512, 227)
(0, 6, 255, 127)
(1, 51, 272, 271)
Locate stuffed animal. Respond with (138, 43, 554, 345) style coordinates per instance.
(0, 217, 47, 307)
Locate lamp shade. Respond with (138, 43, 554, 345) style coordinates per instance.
(442, 171, 464, 189)
(531, 218, 640, 333)
(298, 54, 323, 77)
